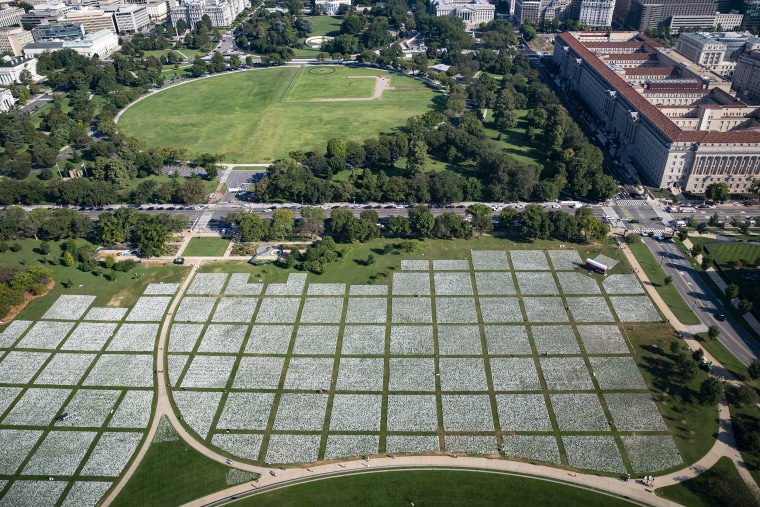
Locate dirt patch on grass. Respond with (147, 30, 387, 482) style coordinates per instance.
(2, 279, 56, 322)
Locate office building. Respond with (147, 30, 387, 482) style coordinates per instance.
(579, 0, 615, 26)
(623, 0, 717, 30)
(0, 7, 24, 28)
(124, 0, 168, 21)
(22, 28, 118, 57)
(31, 22, 85, 41)
(103, 4, 150, 32)
(21, 4, 73, 27)
(733, 51, 760, 102)
(0, 26, 33, 56)
(554, 31, 760, 194)
(676, 31, 760, 76)
(59, 8, 117, 34)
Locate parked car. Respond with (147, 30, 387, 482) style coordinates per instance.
(173, 257, 185, 265)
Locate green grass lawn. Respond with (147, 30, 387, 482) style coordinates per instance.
(283, 66, 378, 101)
(112, 417, 256, 507)
(305, 16, 343, 36)
(235, 470, 640, 507)
(183, 237, 230, 257)
(627, 240, 702, 325)
(483, 111, 545, 167)
(657, 457, 757, 507)
(705, 242, 760, 268)
(0, 238, 189, 322)
(116, 67, 440, 163)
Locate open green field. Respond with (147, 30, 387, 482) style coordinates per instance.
(117, 66, 440, 163)
(235, 470, 640, 507)
(627, 239, 702, 325)
(112, 418, 256, 507)
(705, 242, 760, 268)
(306, 16, 342, 36)
(183, 237, 230, 257)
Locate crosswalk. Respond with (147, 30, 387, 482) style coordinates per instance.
(637, 228, 667, 236)
(616, 199, 649, 206)
(193, 211, 215, 231)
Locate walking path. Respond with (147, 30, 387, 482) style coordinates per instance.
(100, 241, 760, 506)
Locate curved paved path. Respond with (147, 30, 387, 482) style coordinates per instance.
(101, 245, 760, 507)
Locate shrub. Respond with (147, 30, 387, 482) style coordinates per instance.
(0, 241, 7, 252)
(10, 243, 22, 252)
(113, 259, 137, 272)
(103, 255, 116, 268)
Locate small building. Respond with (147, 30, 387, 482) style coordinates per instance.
(585, 258, 608, 274)
(20, 3, 73, 27)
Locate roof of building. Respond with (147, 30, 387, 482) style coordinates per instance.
(557, 32, 760, 144)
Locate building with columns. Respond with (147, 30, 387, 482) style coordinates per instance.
(0, 87, 14, 112)
(430, 0, 495, 29)
(554, 31, 760, 194)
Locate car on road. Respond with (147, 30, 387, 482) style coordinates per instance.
(716, 313, 726, 321)
(629, 219, 639, 224)
(173, 257, 185, 265)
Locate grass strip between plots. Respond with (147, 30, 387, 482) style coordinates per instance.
(627, 240, 701, 325)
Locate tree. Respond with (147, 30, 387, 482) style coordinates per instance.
(407, 205, 435, 238)
(405, 139, 428, 176)
(748, 359, 760, 379)
(177, 178, 206, 204)
(520, 205, 551, 239)
(708, 325, 720, 341)
(664, 276, 673, 285)
(726, 284, 739, 300)
(466, 204, 492, 237)
(270, 208, 294, 240)
(739, 299, 753, 315)
(696, 222, 709, 234)
(705, 182, 730, 203)
(735, 384, 757, 407)
(434, 212, 470, 239)
(387, 215, 411, 237)
(231, 212, 268, 242)
(698, 377, 723, 405)
(190, 58, 208, 76)
(575, 207, 605, 241)
(326, 138, 346, 158)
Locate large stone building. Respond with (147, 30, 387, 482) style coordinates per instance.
(314, 0, 350, 15)
(733, 51, 760, 102)
(22, 28, 118, 57)
(0, 55, 41, 84)
(0, 87, 14, 112)
(170, 0, 246, 28)
(0, 26, 33, 56)
(513, 0, 613, 27)
(617, 0, 720, 29)
(675, 32, 760, 77)
(430, 0, 495, 29)
(554, 31, 760, 194)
